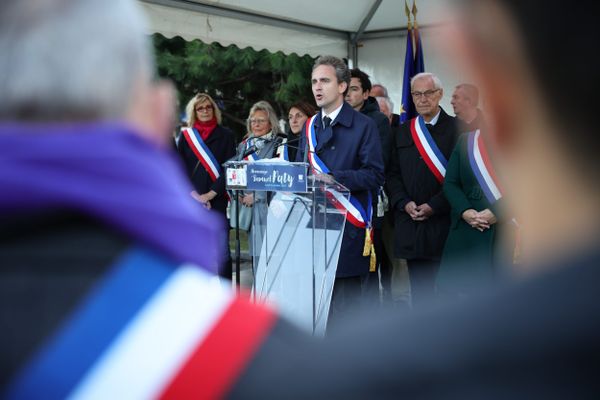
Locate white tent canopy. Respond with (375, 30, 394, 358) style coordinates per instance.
(140, 0, 467, 113)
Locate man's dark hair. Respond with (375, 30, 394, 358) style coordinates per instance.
(313, 55, 351, 95)
(350, 68, 372, 94)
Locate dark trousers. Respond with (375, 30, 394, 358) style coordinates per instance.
(219, 227, 233, 280)
(327, 275, 367, 331)
(406, 259, 440, 307)
(374, 227, 392, 301)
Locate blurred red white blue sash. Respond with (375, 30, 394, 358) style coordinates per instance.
(6, 247, 276, 400)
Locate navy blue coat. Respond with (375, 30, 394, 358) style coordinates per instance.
(297, 102, 385, 277)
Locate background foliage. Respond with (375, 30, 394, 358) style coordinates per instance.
(153, 34, 316, 140)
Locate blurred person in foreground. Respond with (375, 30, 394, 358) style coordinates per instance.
(2, 0, 599, 399)
(177, 93, 236, 279)
(0, 0, 266, 397)
(286, 100, 317, 162)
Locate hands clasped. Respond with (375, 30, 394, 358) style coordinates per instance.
(405, 201, 434, 221)
(462, 208, 497, 231)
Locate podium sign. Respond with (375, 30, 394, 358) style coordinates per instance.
(246, 163, 307, 192)
(224, 160, 347, 336)
(225, 161, 307, 192)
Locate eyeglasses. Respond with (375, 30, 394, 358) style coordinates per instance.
(288, 113, 306, 121)
(195, 105, 213, 112)
(411, 89, 440, 99)
(249, 118, 268, 125)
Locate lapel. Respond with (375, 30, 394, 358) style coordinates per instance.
(315, 102, 354, 152)
(313, 111, 329, 153)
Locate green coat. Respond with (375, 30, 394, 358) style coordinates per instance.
(437, 133, 511, 294)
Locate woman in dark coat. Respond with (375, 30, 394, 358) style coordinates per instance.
(177, 93, 236, 279)
(437, 130, 513, 295)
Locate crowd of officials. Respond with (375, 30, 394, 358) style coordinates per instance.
(2, 0, 599, 397)
(175, 61, 509, 319)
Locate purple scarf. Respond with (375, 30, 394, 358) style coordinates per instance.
(0, 122, 225, 274)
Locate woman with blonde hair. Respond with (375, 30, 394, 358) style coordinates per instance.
(177, 92, 236, 279)
(235, 100, 287, 207)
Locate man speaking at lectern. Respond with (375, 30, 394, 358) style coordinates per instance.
(296, 56, 384, 324)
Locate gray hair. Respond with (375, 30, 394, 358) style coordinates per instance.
(411, 72, 443, 91)
(0, 0, 153, 121)
(312, 55, 350, 95)
(371, 84, 389, 97)
(246, 100, 281, 136)
(376, 96, 394, 112)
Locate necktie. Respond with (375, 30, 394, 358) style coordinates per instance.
(323, 116, 332, 129)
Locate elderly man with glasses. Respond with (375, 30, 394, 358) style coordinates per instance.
(387, 72, 459, 307)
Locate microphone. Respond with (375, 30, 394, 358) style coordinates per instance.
(240, 144, 258, 159)
(253, 132, 288, 144)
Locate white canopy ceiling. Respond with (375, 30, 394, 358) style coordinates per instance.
(139, 0, 447, 59)
(138, 0, 462, 115)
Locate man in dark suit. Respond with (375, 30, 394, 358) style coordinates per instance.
(296, 56, 384, 323)
(387, 72, 458, 306)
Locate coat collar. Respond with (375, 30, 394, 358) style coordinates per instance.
(316, 101, 354, 129)
(313, 102, 355, 151)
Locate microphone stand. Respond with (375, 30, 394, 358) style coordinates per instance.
(231, 139, 255, 292)
(234, 188, 241, 292)
(229, 136, 302, 292)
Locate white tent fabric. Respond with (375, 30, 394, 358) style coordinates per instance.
(139, 0, 464, 114)
(140, 2, 348, 57)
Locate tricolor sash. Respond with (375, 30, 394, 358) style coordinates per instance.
(467, 131, 521, 263)
(468, 130, 503, 204)
(181, 127, 221, 182)
(410, 116, 448, 183)
(243, 138, 260, 162)
(305, 115, 376, 270)
(305, 115, 371, 229)
(6, 247, 276, 400)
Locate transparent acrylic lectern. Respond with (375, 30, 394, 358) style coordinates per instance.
(224, 160, 348, 336)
